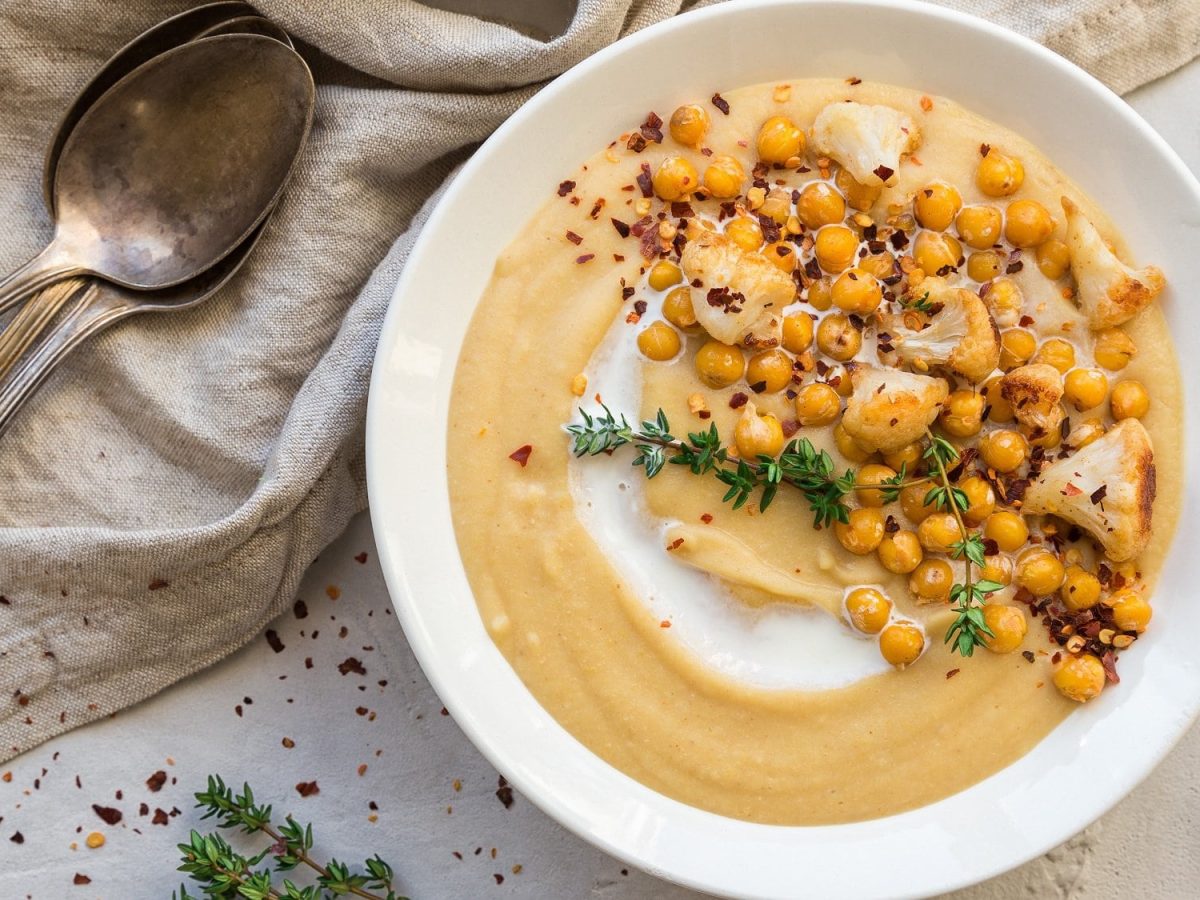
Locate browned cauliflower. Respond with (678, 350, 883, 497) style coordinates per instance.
(1000, 363, 1065, 438)
(840, 364, 949, 453)
(888, 278, 1001, 383)
(810, 101, 920, 186)
(1062, 197, 1165, 330)
(680, 228, 792, 347)
(1021, 418, 1156, 562)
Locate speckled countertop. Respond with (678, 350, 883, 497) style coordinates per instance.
(1, 57, 1197, 900)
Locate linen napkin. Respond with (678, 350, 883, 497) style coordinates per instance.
(0, 0, 1196, 762)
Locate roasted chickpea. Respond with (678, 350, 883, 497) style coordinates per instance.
(1023, 419, 1062, 451)
(878, 530, 924, 574)
(999, 328, 1037, 371)
(959, 476, 996, 525)
(976, 148, 1024, 197)
(1066, 418, 1105, 449)
(909, 559, 953, 603)
(859, 251, 896, 281)
(756, 115, 805, 163)
(725, 216, 763, 251)
(979, 429, 1029, 473)
(734, 407, 786, 459)
(914, 182, 963, 232)
(900, 483, 937, 524)
(806, 276, 833, 311)
(982, 604, 1028, 654)
(982, 376, 1015, 423)
(782, 312, 815, 353)
(1110, 588, 1152, 633)
(648, 260, 682, 291)
(746, 349, 793, 394)
(1035, 239, 1071, 279)
(652, 155, 700, 201)
(694, 340, 744, 387)
(764, 241, 798, 273)
(832, 268, 882, 314)
(917, 512, 960, 555)
(1110, 380, 1150, 420)
(835, 507, 886, 555)
(940, 390, 985, 438)
(1053, 654, 1106, 703)
(835, 166, 882, 211)
(815, 225, 859, 274)
(637, 321, 681, 361)
(856, 464, 899, 508)
(796, 181, 846, 229)
(912, 230, 963, 276)
(759, 188, 792, 225)
(668, 103, 710, 146)
(1033, 338, 1076, 374)
(1093, 328, 1137, 371)
(845, 586, 892, 634)
(1063, 368, 1108, 411)
(956, 205, 1004, 250)
(1060, 565, 1102, 611)
(967, 250, 1003, 283)
(794, 382, 840, 426)
(883, 441, 922, 473)
(984, 510, 1029, 552)
(1015, 548, 1065, 596)
(1004, 199, 1055, 248)
(702, 154, 745, 199)
(662, 286, 697, 329)
(816, 314, 862, 362)
(980, 554, 1013, 587)
(879, 622, 925, 668)
(833, 422, 874, 464)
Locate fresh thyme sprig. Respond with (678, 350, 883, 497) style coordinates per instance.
(173, 776, 404, 900)
(566, 406, 932, 526)
(901, 290, 935, 313)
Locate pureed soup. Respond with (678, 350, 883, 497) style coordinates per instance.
(448, 79, 1180, 825)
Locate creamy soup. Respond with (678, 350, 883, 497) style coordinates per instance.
(448, 79, 1180, 825)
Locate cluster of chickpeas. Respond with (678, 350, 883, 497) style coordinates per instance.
(626, 96, 1153, 698)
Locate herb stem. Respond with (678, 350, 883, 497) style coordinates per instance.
(254, 822, 385, 900)
(927, 428, 973, 588)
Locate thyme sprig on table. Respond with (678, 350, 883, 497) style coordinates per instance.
(173, 776, 405, 900)
(566, 406, 931, 526)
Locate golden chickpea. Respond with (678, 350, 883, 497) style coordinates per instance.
(652, 155, 700, 201)
(979, 429, 1029, 473)
(746, 349, 793, 394)
(806, 277, 833, 311)
(734, 406, 786, 459)
(1015, 548, 1065, 596)
(967, 250, 1003, 283)
(1067, 418, 1105, 449)
(1060, 565, 1102, 611)
(833, 422, 874, 465)
(883, 441, 922, 473)
(1023, 420, 1062, 451)
(1033, 338, 1076, 374)
(982, 376, 1015, 423)
(956, 205, 1004, 250)
(725, 216, 763, 251)
(756, 115, 805, 164)
(976, 148, 1024, 197)
(1110, 588, 1152, 633)
(999, 328, 1037, 371)
(855, 464, 899, 508)
(918, 512, 961, 555)
(1035, 239, 1071, 280)
(794, 382, 841, 426)
(816, 314, 862, 362)
(1063, 368, 1109, 411)
(662, 286, 697, 329)
(900, 483, 937, 524)
(668, 103, 710, 146)
(694, 340, 744, 387)
(782, 313, 814, 353)
(940, 390, 985, 438)
(980, 554, 1013, 586)
(835, 166, 882, 211)
(764, 241, 798, 273)
(1110, 380, 1150, 420)
(637, 321, 681, 361)
(1053, 654, 1106, 703)
(758, 189, 791, 226)
(832, 268, 882, 314)
(984, 510, 1029, 552)
(702, 154, 745, 199)
(815, 225, 859, 274)
(909, 559, 954, 603)
(878, 530, 924, 574)
(1093, 328, 1136, 371)
(914, 182, 963, 232)
(796, 181, 846, 229)
(845, 586, 892, 634)
(913, 230, 963, 276)
(648, 260, 682, 291)
(879, 622, 925, 668)
(835, 507, 886, 555)
(959, 475, 996, 525)
(1004, 199, 1055, 248)
(982, 604, 1028, 654)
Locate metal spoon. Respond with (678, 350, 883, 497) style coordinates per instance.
(194, 15, 292, 43)
(0, 34, 314, 310)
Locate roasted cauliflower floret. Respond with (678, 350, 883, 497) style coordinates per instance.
(841, 364, 949, 453)
(680, 228, 792, 348)
(1000, 363, 1065, 437)
(1062, 197, 1165, 330)
(810, 101, 920, 186)
(889, 279, 1001, 383)
(1021, 418, 1155, 562)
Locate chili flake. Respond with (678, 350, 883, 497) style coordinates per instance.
(710, 92, 730, 115)
(557, 180, 575, 197)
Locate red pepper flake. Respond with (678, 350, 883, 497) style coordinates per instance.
(700, 513, 713, 524)
(494, 875, 505, 885)
(508, 445, 533, 467)
(10, 831, 23, 843)
(589, 198, 605, 219)
(1090, 485, 1107, 505)
(282, 737, 295, 749)
(1101, 650, 1120, 684)
(151, 808, 170, 826)
(556, 180, 575, 197)
(295, 781, 320, 798)
(729, 392, 749, 409)
(640, 111, 664, 143)
(354, 552, 369, 564)
(495, 776, 514, 809)
(294, 599, 309, 620)
(264, 630, 285, 654)
(626, 132, 647, 152)
(565, 230, 583, 245)
(1062, 483, 1083, 497)
(660, 620, 672, 628)
(1022, 650, 1036, 663)
(611, 218, 631, 238)
(710, 92, 730, 115)
(636, 163, 653, 197)
(846, 75, 862, 85)
(946, 668, 960, 679)
(1006, 259, 1024, 274)
(980, 143, 991, 157)
(666, 538, 685, 551)
(338, 657, 367, 676)
(873, 165, 894, 181)
(73, 874, 91, 885)
(148, 579, 169, 591)
(575, 253, 595, 264)
(92, 805, 123, 825)
(146, 770, 167, 793)
(919, 95, 933, 112)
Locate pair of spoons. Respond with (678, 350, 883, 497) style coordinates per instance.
(0, 3, 314, 434)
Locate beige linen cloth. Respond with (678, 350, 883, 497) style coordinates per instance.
(0, 0, 1195, 761)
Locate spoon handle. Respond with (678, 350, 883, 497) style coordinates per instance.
(0, 243, 82, 314)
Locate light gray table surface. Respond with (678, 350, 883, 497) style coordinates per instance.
(2, 56, 1197, 900)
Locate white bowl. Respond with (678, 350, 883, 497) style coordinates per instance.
(366, 2, 1200, 896)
